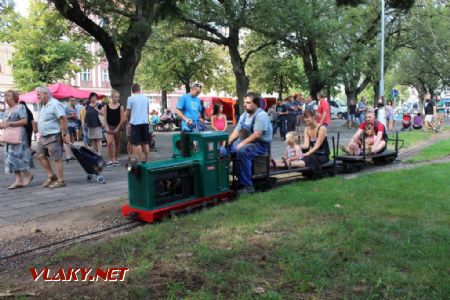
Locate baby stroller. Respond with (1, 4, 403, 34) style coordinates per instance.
(401, 113, 412, 131)
(69, 144, 106, 184)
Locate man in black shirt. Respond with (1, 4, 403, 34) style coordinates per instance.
(273, 99, 288, 140)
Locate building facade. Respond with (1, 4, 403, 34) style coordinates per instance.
(0, 43, 15, 93)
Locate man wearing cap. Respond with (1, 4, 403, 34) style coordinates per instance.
(176, 83, 204, 132)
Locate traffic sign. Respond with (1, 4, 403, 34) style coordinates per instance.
(390, 89, 399, 97)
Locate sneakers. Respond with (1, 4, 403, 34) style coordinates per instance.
(236, 186, 255, 196)
(65, 157, 76, 163)
(106, 161, 120, 167)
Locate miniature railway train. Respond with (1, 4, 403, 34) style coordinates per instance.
(122, 131, 403, 223)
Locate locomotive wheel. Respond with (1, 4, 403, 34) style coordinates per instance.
(354, 164, 364, 171)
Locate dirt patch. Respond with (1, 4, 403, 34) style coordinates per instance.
(0, 197, 127, 268)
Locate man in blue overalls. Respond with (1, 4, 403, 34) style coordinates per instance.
(227, 92, 273, 195)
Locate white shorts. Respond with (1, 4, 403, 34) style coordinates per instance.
(424, 115, 433, 123)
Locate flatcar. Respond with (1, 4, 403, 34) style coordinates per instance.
(334, 132, 404, 172)
(122, 131, 401, 223)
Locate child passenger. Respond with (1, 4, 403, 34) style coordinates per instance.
(341, 124, 376, 155)
(272, 131, 303, 168)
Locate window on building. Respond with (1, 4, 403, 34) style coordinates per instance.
(81, 69, 91, 81)
(101, 69, 109, 82)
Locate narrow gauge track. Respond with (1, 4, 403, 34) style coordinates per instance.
(0, 221, 143, 266)
(1, 134, 448, 266)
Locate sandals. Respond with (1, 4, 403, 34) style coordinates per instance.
(50, 180, 66, 189)
(7, 183, 24, 190)
(42, 175, 58, 188)
(23, 174, 34, 187)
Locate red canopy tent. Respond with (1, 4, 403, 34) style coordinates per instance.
(19, 83, 105, 103)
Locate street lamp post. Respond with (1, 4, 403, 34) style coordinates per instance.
(378, 0, 387, 126)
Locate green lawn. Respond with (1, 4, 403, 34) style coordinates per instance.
(4, 164, 450, 299)
(392, 127, 449, 149)
(407, 138, 450, 163)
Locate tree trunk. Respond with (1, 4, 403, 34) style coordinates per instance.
(326, 86, 331, 102)
(161, 90, 167, 110)
(228, 29, 249, 114)
(300, 39, 324, 101)
(278, 75, 284, 101)
(373, 81, 380, 104)
(345, 89, 357, 107)
(185, 82, 191, 93)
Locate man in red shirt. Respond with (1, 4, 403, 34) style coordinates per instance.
(343, 110, 387, 155)
(316, 92, 330, 127)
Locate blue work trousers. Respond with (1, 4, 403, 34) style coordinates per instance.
(236, 142, 269, 187)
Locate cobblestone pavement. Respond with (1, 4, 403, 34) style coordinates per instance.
(0, 118, 436, 226)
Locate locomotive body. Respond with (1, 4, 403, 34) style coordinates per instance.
(122, 132, 233, 222)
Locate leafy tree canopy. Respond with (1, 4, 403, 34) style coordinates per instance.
(136, 25, 225, 93)
(1, 0, 93, 91)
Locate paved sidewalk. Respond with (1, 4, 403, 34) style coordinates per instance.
(0, 119, 366, 226)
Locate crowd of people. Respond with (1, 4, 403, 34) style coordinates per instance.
(0, 83, 446, 194)
(0, 84, 153, 189)
(268, 92, 331, 141)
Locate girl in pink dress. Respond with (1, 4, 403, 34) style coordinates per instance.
(211, 104, 228, 132)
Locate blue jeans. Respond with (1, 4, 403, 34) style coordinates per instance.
(358, 112, 366, 124)
(348, 114, 356, 123)
(236, 142, 269, 187)
(273, 119, 287, 138)
(83, 125, 89, 145)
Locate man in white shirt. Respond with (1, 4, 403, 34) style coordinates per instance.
(126, 84, 150, 162)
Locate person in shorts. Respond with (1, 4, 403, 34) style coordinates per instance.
(35, 86, 70, 188)
(423, 94, 436, 131)
(126, 84, 150, 162)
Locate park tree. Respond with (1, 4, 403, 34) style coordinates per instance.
(247, 44, 304, 101)
(389, 0, 449, 103)
(332, 1, 412, 105)
(176, 0, 273, 110)
(251, 0, 416, 102)
(136, 27, 223, 96)
(0, 0, 93, 91)
(250, 0, 340, 99)
(49, 0, 177, 105)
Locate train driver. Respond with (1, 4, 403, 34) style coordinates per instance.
(228, 92, 273, 195)
(176, 83, 204, 132)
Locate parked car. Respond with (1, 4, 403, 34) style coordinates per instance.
(330, 99, 348, 119)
